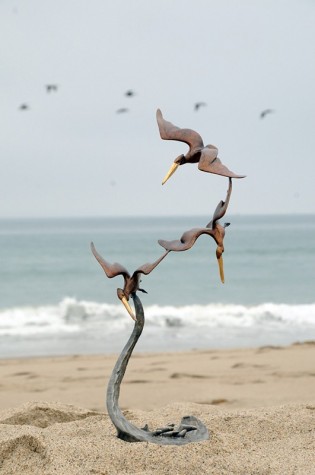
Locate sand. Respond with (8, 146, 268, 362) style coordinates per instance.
(0, 341, 314, 474)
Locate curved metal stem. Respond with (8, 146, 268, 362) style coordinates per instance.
(106, 293, 209, 445)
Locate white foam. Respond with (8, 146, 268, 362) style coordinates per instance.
(0, 298, 314, 337)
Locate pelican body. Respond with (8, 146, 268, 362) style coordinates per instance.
(158, 178, 232, 283)
(156, 109, 245, 184)
(91, 242, 169, 320)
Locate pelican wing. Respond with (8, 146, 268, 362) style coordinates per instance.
(206, 178, 232, 228)
(90, 242, 130, 279)
(134, 250, 170, 276)
(156, 109, 204, 153)
(158, 228, 212, 252)
(198, 147, 245, 178)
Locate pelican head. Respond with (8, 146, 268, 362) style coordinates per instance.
(116, 288, 137, 321)
(162, 154, 188, 185)
(117, 278, 148, 321)
(212, 222, 230, 284)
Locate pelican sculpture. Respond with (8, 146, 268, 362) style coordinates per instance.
(156, 109, 245, 185)
(158, 178, 232, 283)
(90, 242, 169, 320)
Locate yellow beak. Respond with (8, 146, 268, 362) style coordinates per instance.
(121, 295, 136, 321)
(217, 255, 225, 284)
(162, 162, 179, 185)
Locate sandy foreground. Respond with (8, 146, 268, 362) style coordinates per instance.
(0, 341, 314, 474)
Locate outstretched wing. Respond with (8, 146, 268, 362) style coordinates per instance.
(158, 228, 213, 252)
(90, 242, 130, 279)
(198, 146, 245, 178)
(156, 109, 204, 153)
(133, 250, 170, 277)
(206, 178, 232, 228)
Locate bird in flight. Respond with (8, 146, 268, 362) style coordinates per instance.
(18, 104, 29, 111)
(158, 178, 232, 283)
(156, 109, 245, 184)
(125, 90, 135, 97)
(116, 107, 129, 114)
(46, 84, 58, 93)
(260, 109, 274, 119)
(194, 102, 207, 111)
(91, 242, 169, 320)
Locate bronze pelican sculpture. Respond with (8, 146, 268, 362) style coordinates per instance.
(158, 178, 232, 283)
(91, 242, 169, 320)
(156, 109, 245, 185)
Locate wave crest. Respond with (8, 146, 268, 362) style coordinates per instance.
(0, 298, 314, 337)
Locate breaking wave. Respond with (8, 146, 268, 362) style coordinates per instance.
(1, 297, 314, 337)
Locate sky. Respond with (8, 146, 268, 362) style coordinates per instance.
(1, 0, 315, 218)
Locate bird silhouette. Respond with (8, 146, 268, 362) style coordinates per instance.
(18, 104, 29, 111)
(116, 107, 129, 114)
(125, 89, 135, 97)
(46, 84, 58, 93)
(91, 242, 169, 320)
(158, 178, 232, 283)
(194, 102, 207, 111)
(156, 109, 245, 184)
(260, 109, 274, 119)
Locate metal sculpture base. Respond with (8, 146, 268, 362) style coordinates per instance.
(106, 293, 209, 445)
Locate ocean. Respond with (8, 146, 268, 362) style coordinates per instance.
(0, 215, 314, 358)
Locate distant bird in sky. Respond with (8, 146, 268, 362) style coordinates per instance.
(260, 109, 274, 119)
(46, 84, 58, 93)
(116, 107, 129, 114)
(90, 242, 169, 320)
(156, 109, 245, 184)
(158, 178, 232, 283)
(125, 89, 135, 97)
(194, 102, 207, 111)
(18, 104, 29, 111)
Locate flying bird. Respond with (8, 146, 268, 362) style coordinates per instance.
(156, 109, 245, 185)
(260, 109, 274, 119)
(46, 84, 58, 93)
(116, 107, 129, 114)
(125, 90, 135, 97)
(158, 178, 232, 283)
(18, 104, 29, 111)
(194, 102, 207, 111)
(91, 242, 169, 320)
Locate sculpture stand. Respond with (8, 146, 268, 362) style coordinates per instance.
(106, 293, 209, 445)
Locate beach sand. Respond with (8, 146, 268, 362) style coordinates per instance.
(0, 341, 314, 474)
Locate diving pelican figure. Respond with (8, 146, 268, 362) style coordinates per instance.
(156, 109, 245, 184)
(158, 178, 232, 283)
(91, 242, 169, 320)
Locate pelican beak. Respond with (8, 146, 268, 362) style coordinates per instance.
(121, 295, 137, 321)
(162, 162, 179, 185)
(217, 255, 225, 283)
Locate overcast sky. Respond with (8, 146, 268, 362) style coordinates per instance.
(1, 0, 315, 218)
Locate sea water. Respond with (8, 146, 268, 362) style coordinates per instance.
(0, 215, 314, 357)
